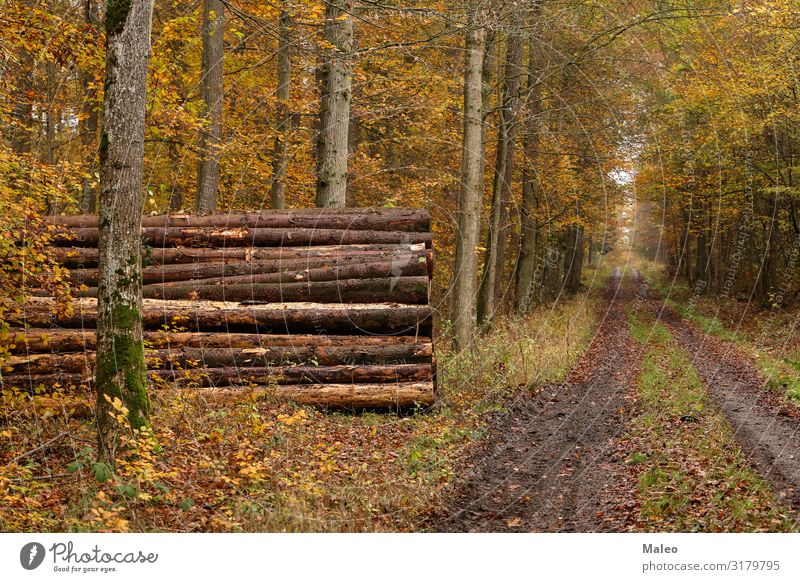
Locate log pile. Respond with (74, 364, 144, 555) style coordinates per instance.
(2, 209, 435, 409)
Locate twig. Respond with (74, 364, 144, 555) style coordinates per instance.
(7, 430, 71, 465)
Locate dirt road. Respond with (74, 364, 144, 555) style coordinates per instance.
(434, 273, 641, 532)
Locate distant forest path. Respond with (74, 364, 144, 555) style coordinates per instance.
(433, 268, 800, 532)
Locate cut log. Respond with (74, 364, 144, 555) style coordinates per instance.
(3, 364, 432, 388)
(52, 243, 427, 268)
(266, 382, 434, 408)
(4, 344, 432, 374)
(133, 277, 429, 304)
(6, 329, 429, 354)
(53, 226, 432, 248)
(70, 253, 429, 286)
(49, 208, 431, 232)
(4, 376, 434, 408)
(13, 298, 433, 335)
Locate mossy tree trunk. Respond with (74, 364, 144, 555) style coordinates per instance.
(96, 0, 155, 462)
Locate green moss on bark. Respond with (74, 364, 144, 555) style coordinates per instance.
(96, 303, 150, 429)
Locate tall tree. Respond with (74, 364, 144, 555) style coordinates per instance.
(451, 18, 486, 350)
(478, 30, 523, 324)
(270, 3, 292, 209)
(95, 0, 155, 462)
(515, 38, 542, 313)
(80, 0, 102, 213)
(316, 0, 353, 208)
(196, 0, 224, 213)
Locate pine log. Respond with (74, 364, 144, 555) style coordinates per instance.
(6, 328, 429, 354)
(49, 208, 431, 232)
(3, 376, 434, 408)
(131, 277, 429, 304)
(4, 344, 432, 374)
(53, 226, 432, 248)
(12, 298, 433, 335)
(52, 243, 426, 267)
(3, 364, 433, 388)
(70, 253, 429, 286)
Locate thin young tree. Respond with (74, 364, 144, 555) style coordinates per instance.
(316, 0, 353, 208)
(451, 15, 486, 350)
(196, 0, 224, 213)
(95, 0, 155, 462)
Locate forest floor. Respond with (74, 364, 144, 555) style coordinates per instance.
(433, 261, 800, 532)
(3, 257, 800, 532)
(0, 268, 603, 532)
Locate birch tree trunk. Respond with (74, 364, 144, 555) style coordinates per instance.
(316, 0, 353, 208)
(95, 0, 155, 462)
(270, 5, 292, 209)
(196, 0, 224, 213)
(451, 22, 486, 350)
(477, 32, 523, 324)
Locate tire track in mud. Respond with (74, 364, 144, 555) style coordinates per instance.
(433, 273, 642, 532)
(644, 293, 800, 516)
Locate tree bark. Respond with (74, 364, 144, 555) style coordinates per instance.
(196, 0, 224, 213)
(451, 21, 486, 350)
(316, 0, 353, 207)
(270, 5, 292, 209)
(95, 0, 155, 461)
(478, 32, 523, 324)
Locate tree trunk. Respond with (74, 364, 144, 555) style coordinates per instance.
(478, 32, 523, 324)
(9, 45, 33, 154)
(79, 0, 102, 214)
(451, 22, 486, 350)
(196, 0, 224, 213)
(270, 5, 292, 209)
(95, 0, 155, 461)
(316, 0, 353, 208)
(515, 38, 542, 313)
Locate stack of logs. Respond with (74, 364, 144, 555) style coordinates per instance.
(2, 209, 435, 409)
